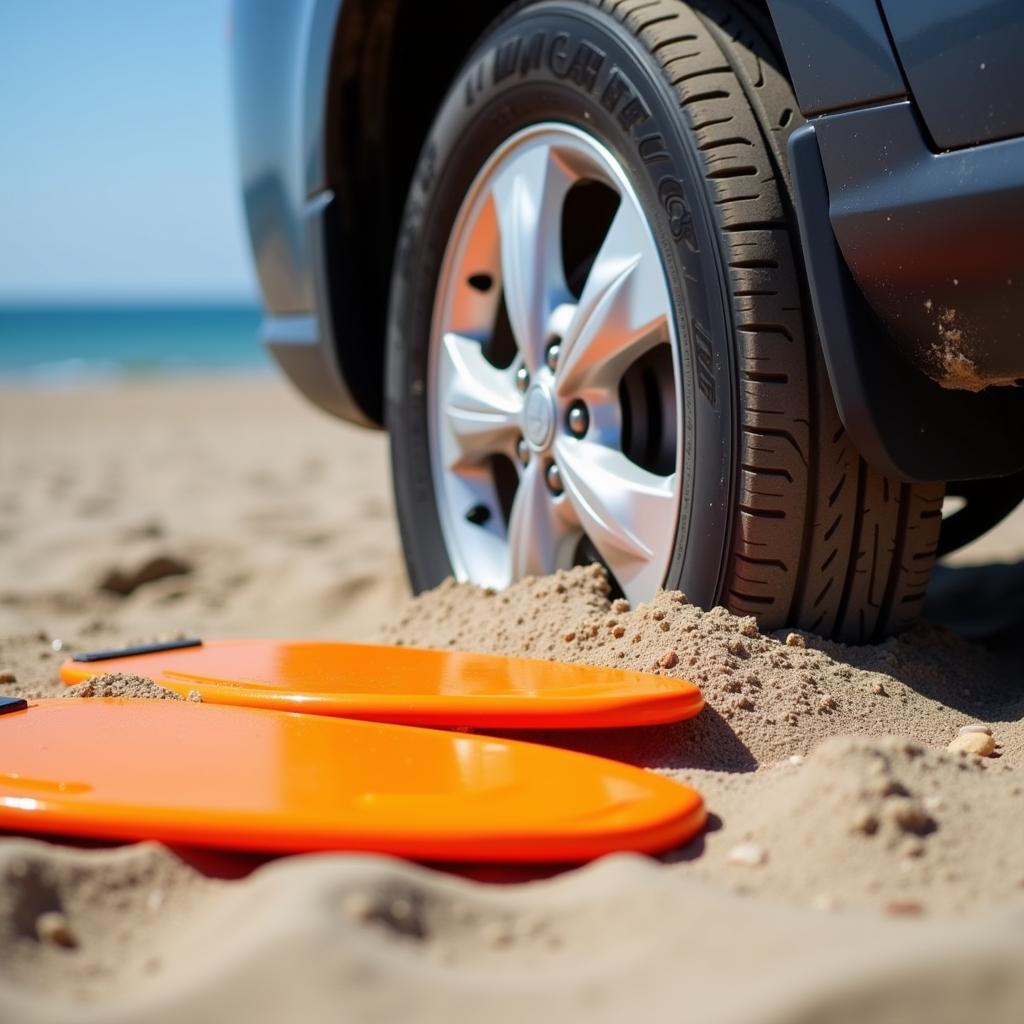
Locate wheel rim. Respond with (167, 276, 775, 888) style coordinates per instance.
(427, 123, 682, 606)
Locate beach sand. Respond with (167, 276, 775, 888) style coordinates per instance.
(2, 376, 1024, 1022)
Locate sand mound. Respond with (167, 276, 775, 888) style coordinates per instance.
(379, 565, 1024, 771)
(0, 842, 215, 1009)
(673, 736, 1024, 915)
(62, 673, 183, 701)
(377, 567, 1024, 921)
(2, 841, 1024, 1024)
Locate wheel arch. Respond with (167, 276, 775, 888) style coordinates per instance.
(317, 0, 518, 426)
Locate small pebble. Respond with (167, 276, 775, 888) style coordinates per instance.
(947, 732, 996, 757)
(739, 619, 759, 638)
(726, 638, 748, 658)
(659, 650, 678, 669)
(727, 842, 767, 867)
(885, 900, 924, 917)
(871, 681, 887, 696)
(886, 800, 934, 836)
(36, 911, 77, 948)
(900, 838, 926, 858)
(481, 920, 515, 948)
(0, 671, 16, 684)
(958, 724, 992, 737)
(339, 891, 374, 922)
(51, 639, 64, 653)
(785, 633, 806, 648)
(849, 809, 879, 836)
(612, 625, 625, 638)
(787, 754, 804, 766)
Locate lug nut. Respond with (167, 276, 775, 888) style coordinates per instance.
(545, 463, 564, 496)
(566, 401, 589, 437)
(515, 366, 530, 392)
(545, 340, 561, 372)
(516, 438, 530, 466)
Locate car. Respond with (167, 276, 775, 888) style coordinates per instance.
(232, 0, 1024, 643)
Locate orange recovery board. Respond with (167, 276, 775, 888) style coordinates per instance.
(60, 639, 703, 728)
(0, 700, 705, 860)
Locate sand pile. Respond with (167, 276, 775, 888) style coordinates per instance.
(675, 736, 1024, 915)
(379, 564, 1024, 770)
(378, 566, 1024, 920)
(62, 672, 184, 701)
(3, 839, 1024, 1024)
(0, 843, 215, 1007)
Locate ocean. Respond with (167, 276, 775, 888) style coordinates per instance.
(0, 304, 269, 386)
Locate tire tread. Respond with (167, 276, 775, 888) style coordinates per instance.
(592, 0, 942, 641)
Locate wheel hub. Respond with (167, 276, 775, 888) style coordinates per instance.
(523, 383, 556, 452)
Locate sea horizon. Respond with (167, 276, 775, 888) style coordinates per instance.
(0, 301, 270, 387)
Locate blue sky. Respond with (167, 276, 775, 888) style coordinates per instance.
(0, 1, 257, 303)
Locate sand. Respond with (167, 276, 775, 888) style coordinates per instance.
(2, 376, 1024, 1022)
(62, 673, 186, 701)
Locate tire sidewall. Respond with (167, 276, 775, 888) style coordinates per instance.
(387, 0, 736, 605)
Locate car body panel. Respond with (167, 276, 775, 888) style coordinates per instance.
(881, 0, 1024, 149)
(233, 0, 330, 314)
(789, 123, 1024, 482)
(815, 100, 1024, 393)
(766, 0, 906, 114)
(233, 0, 378, 424)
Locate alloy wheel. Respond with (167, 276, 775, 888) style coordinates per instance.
(428, 123, 682, 605)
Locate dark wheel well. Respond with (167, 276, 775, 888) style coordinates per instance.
(322, 0, 515, 426)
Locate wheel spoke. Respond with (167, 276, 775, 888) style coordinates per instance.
(554, 436, 677, 603)
(439, 331, 522, 465)
(506, 460, 576, 580)
(555, 199, 670, 397)
(491, 142, 574, 373)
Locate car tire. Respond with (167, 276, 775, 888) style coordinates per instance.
(386, 0, 944, 643)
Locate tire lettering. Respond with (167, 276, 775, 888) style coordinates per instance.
(494, 31, 546, 84)
(418, 141, 438, 191)
(549, 33, 572, 76)
(658, 175, 697, 250)
(598, 66, 650, 134)
(692, 319, 717, 408)
(550, 36, 605, 92)
(638, 132, 669, 165)
(520, 31, 545, 76)
(600, 68, 631, 114)
(618, 95, 650, 133)
(465, 60, 486, 106)
(494, 36, 523, 83)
